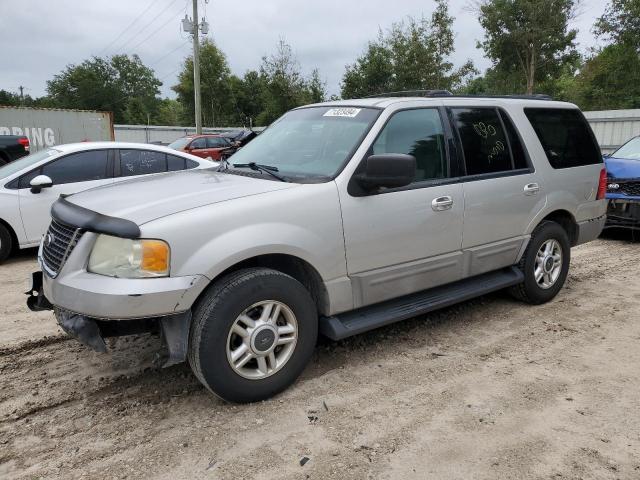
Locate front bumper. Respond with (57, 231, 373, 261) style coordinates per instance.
(604, 199, 640, 230)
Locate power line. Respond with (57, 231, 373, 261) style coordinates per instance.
(95, 0, 156, 56)
(128, 4, 187, 53)
(149, 39, 190, 66)
(111, 0, 182, 53)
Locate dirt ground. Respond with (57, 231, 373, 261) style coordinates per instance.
(1, 235, 640, 480)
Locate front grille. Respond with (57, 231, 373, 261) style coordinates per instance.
(42, 220, 83, 276)
(609, 178, 640, 196)
(618, 181, 640, 196)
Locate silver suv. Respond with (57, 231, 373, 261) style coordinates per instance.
(28, 95, 607, 402)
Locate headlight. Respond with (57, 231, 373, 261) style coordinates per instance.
(88, 235, 170, 278)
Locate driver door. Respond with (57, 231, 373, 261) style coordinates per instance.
(18, 149, 114, 243)
(339, 108, 465, 308)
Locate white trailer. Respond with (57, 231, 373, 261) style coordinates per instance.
(0, 106, 114, 152)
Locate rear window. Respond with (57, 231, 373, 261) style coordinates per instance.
(524, 108, 602, 169)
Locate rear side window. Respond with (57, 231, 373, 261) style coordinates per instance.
(451, 108, 514, 175)
(206, 137, 228, 148)
(372, 108, 447, 182)
(167, 154, 186, 171)
(524, 108, 602, 169)
(167, 155, 200, 171)
(41, 150, 110, 185)
(120, 150, 166, 177)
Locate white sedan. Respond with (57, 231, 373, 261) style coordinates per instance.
(0, 142, 214, 262)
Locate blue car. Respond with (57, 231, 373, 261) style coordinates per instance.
(604, 135, 640, 231)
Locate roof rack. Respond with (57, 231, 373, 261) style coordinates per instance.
(363, 91, 553, 101)
(365, 90, 453, 98)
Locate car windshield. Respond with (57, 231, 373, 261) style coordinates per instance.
(168, 137, 193, 150)
(229, 106, 380, 179)
(612, 137, 640, 160)
(0, 148, 61, 180)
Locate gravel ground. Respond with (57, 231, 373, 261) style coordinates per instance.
(1, 236, 639, 480)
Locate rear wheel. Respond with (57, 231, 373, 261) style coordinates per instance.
(509, 221, 570, 304)
(0, 223, 13, 263)
(188, 268, 317, 403)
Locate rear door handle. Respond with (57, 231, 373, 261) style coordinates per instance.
(524, 183, 540, 196)
(431, 196, 454, 211)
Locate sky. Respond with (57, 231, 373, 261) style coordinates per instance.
(0, 0, 611, 100)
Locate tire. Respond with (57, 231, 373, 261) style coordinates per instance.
(188, 268, 318, 403)
(509, 221, 571, 304)
(0, 223, 13, 263)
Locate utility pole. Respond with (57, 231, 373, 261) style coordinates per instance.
(182, 2, 209, 133)
(191, 0, 202, 134)
(18, 86, 24, 106)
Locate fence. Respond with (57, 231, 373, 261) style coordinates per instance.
(584, 109, 640, 154)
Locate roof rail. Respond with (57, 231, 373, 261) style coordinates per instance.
(363, 91, 554, 101)
(364, 89, 453, 98)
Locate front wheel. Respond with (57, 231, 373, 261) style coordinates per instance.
(188, 268, 317, 403)
(509, 221, 571, 304)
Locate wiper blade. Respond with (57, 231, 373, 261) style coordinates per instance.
(233, 162, 288, 182)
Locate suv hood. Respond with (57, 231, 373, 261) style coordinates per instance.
(605, 156, 640, 179)
(66, 169, 297, 225)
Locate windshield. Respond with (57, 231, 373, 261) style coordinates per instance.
(168, 137, 193, 150)
(0, 148, 61, 180)
(612, 137, 640, 160)
(229, 106, 380, 179)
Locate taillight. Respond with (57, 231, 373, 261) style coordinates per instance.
(596, 168, 607, 200)
(18, 137, 30, 151)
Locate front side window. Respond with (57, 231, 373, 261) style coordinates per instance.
(41, 150, 110, 184)
(120, 150, 166, 177)
(451, 108, 513, 175)
(190, 138, 207, 150)
(229, 106, 381, 180)
(524, 108, 602, 169)
(372, 108, 447, 182)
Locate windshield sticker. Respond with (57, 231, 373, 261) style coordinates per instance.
(323, 108, 361, 118)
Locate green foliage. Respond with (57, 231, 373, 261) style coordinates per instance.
(476, 0, 579, 94)
(594, 0, 640, 51)
(341, 1, 475, 98)
(46, 54, 162, 123)
(172, 38, 325, 127)
(572, 44, 640, 110)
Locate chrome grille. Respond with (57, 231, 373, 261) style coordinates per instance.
(41, 220, 83, 277)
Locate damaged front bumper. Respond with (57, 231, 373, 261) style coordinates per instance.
(604, 199, 640, 230)
(26, 271, 195, 367)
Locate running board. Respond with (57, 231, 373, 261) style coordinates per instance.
(319, 267, 524, 341)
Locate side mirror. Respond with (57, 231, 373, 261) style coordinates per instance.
(30, 175, 53, 194)
(354, 154, 416, 192)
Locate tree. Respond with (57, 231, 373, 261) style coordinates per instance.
(476, 0, 579, 94)
(256, 39, 324, 124)
(47, 54, 161, 123)
(173, 39, 236, 127)
(341, 1, 475, 98)
(594, 0, 640, 51)
(572, 44, 640, 109)
(341, 37, 394, 98)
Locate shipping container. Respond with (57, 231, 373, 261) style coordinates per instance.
(0, 106, 114, 152)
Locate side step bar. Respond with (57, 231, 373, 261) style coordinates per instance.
(319, 267, 524, 341)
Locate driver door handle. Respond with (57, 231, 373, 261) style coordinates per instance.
(431, 196, 454, 211)
(524, 183, 540, 196)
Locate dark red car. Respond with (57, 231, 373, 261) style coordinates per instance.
(168, 134, 232, 161)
